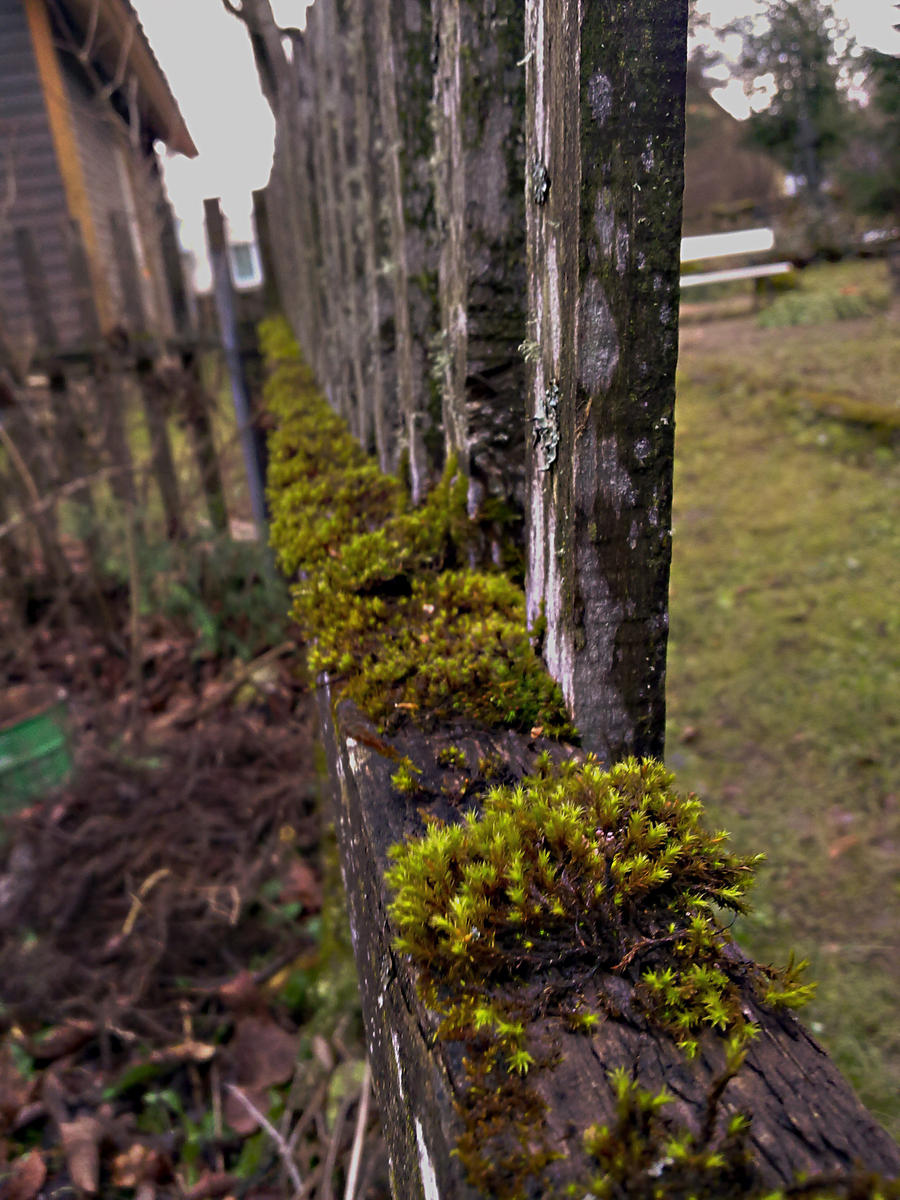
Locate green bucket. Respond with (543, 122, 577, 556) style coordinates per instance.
(0, 688, 73, 811)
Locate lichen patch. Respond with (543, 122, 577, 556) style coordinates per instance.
(577, 277, 620, 394)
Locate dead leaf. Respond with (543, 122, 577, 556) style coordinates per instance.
(60, 1114, 102, 1194)
(280, 859, 321, 912)
(184, 1170, 238, 1199)
(28, 1019, 95, 1062)
(229, 1017, 298, 1092)
(219, 970, 261, 1013)
(2, 1149, 46, 1200)
(111, 1143, 161, 1188)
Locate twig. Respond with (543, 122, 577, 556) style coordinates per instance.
(224, 1083, 303, 1198)
(286, 1074, 333, 1155)
(121, 868, 171, 937)
(319, 1091, 353, 1200)
(343, 1061, 371, 1200)
(0, 462, 144, 541)
(611, 931, 680, 974)
(174, 640, 296, 726)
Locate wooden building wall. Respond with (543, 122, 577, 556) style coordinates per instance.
(0, 0, 84, 354)
(0, 0, 183, 360)
(58, 51, 169, 334)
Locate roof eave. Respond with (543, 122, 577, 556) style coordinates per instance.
(60, 0, 198, 158)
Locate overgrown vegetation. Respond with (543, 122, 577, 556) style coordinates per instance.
(113, 528, 290, 661)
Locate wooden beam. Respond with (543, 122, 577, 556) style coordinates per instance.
(320, 694, 900, 1197)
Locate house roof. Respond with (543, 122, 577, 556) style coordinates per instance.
(58, 0, 198, 157)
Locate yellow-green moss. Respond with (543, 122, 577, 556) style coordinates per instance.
(262, 316, 575, 740)
(386, 757, 785, 1047)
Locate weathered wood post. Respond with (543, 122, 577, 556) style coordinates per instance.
(346, 0, 390, 469)
(135, 355, 184, 540)
(372, 0, 435, 497)
(250, 188, 282, 317)
(430, 0, 529, 526)
(525, 0, 686, 762)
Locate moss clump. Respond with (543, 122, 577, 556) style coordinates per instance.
(437, 745, 468, 770)
(306, 570, 575, 736)
(386, 756, 817, 1194)
(573, 1057, 757, 1200)
(387, 757, 788, 1049)
(262, 316, 575, 740)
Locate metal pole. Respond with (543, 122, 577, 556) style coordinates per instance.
(203, 197, 268, 536)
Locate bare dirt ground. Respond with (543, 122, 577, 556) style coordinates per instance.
(0, 596, 389, 1199)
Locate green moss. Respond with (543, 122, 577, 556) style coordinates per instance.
(390, 757, 423, 795)
(572, 1063, 900, 1199)
(572, 1057, 758, 1200)
(386, 756, 818, 1193)
(437, 745, 469, 770)
(262, 316, 574, 740)
(388, 757, 776, 1039)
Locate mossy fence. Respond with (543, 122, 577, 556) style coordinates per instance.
(231, 0, 900, 1195)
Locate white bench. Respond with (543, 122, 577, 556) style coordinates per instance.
(680, 227, 793, 293)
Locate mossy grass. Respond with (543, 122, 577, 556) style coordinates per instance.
(672, 258, 900, 1135)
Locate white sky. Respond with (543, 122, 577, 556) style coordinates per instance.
(131, 0, 900, 288)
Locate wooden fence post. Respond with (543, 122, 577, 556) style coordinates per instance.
(524, 0, 687, 762)
(250, 188, 282, 317)
(179, 349, 228, 534)
(204, 197, 268, 536)
(94, 354, 142, 521)
(313, 0, 370, 446)
(136, 356, 183, 540)
(65, 218, 102, 347)
(46, 364, 102, 563)
(430, 0, 528, 538)
(371, 0, 434, 499)
(345, 0, 389, 470)
(156, 190, 196, 337)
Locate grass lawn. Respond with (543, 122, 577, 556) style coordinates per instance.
(669, 257, 900, 1135)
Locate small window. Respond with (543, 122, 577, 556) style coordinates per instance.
(229, 242, 262, 289)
